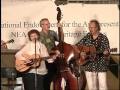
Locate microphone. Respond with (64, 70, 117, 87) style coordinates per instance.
(34, 38, 37, 42)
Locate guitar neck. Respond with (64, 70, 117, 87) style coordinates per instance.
(41, 56, 51, 61)
(95, 48, 117, 55)
(5, 39, 14, 44)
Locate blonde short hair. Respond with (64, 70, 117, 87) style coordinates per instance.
(40, 18, 49, 27)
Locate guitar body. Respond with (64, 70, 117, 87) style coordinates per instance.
(15, 60, 31, 72)
(15, 54, 41, 72)
(15, 59, 41, 72)
(15, 53, 52, 72)
(76, 45, 117, 65)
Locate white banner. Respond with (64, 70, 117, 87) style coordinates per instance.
(1, 1, 119, 54)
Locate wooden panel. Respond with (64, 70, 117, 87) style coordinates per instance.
(1, 49, 18, 67)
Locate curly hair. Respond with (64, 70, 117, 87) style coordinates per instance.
(28, 29, 40, 41)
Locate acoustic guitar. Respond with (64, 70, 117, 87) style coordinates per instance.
(77, 45, 117, 65)
(15, 53, 56, 72)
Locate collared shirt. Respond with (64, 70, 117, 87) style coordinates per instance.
(15, 41, 49, 75)
(40, 30, 59, 53)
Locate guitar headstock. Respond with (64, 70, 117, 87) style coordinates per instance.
(7, 39, 14, 43)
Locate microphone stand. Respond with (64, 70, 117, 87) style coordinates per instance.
(34, 38, 37, 90)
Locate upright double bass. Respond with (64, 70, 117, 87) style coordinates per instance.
(52, 7, 86, 90)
